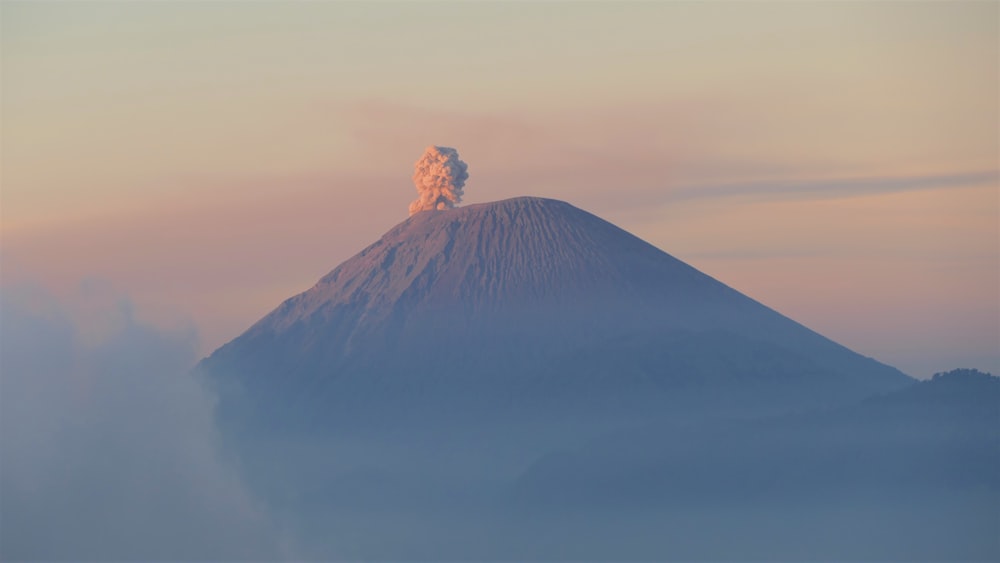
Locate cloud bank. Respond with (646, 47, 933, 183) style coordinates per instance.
(0, 281, 285, 561)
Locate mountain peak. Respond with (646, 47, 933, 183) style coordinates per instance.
(395, 196, 598, 241)
(414, 195, 571, 214)
(256, 195, 710, 337)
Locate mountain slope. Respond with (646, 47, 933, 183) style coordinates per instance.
(200, 196, 909, 433)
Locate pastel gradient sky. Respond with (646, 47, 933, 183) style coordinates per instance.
(2, 1, 997, 377)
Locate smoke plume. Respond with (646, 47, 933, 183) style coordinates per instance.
(409, 146, 469, 215)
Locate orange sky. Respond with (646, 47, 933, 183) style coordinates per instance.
(2, 1, 997, 377)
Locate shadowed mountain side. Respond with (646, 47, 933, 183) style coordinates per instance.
(517, 369, 999, 502)
(237, 371, 998, 561)
(200, 197, 910, 437)
(506, 370, 999, 560)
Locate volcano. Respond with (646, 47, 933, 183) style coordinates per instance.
(197, 197, 954, 559)
(201, 197, 910, 435)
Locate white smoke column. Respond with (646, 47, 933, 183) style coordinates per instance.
(409, 146, 469, 216)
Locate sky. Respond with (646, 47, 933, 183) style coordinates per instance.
(2, 1, 997, 378)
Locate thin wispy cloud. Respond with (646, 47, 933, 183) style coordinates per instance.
(668, 170, 998, 204)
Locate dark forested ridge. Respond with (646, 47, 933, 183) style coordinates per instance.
(508, 369, 999, 560)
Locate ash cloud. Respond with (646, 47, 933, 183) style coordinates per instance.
(0, 281, 287, 560)
(409, 145, 469, 215)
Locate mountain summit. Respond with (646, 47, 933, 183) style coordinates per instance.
(201, 197, 910, 432)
